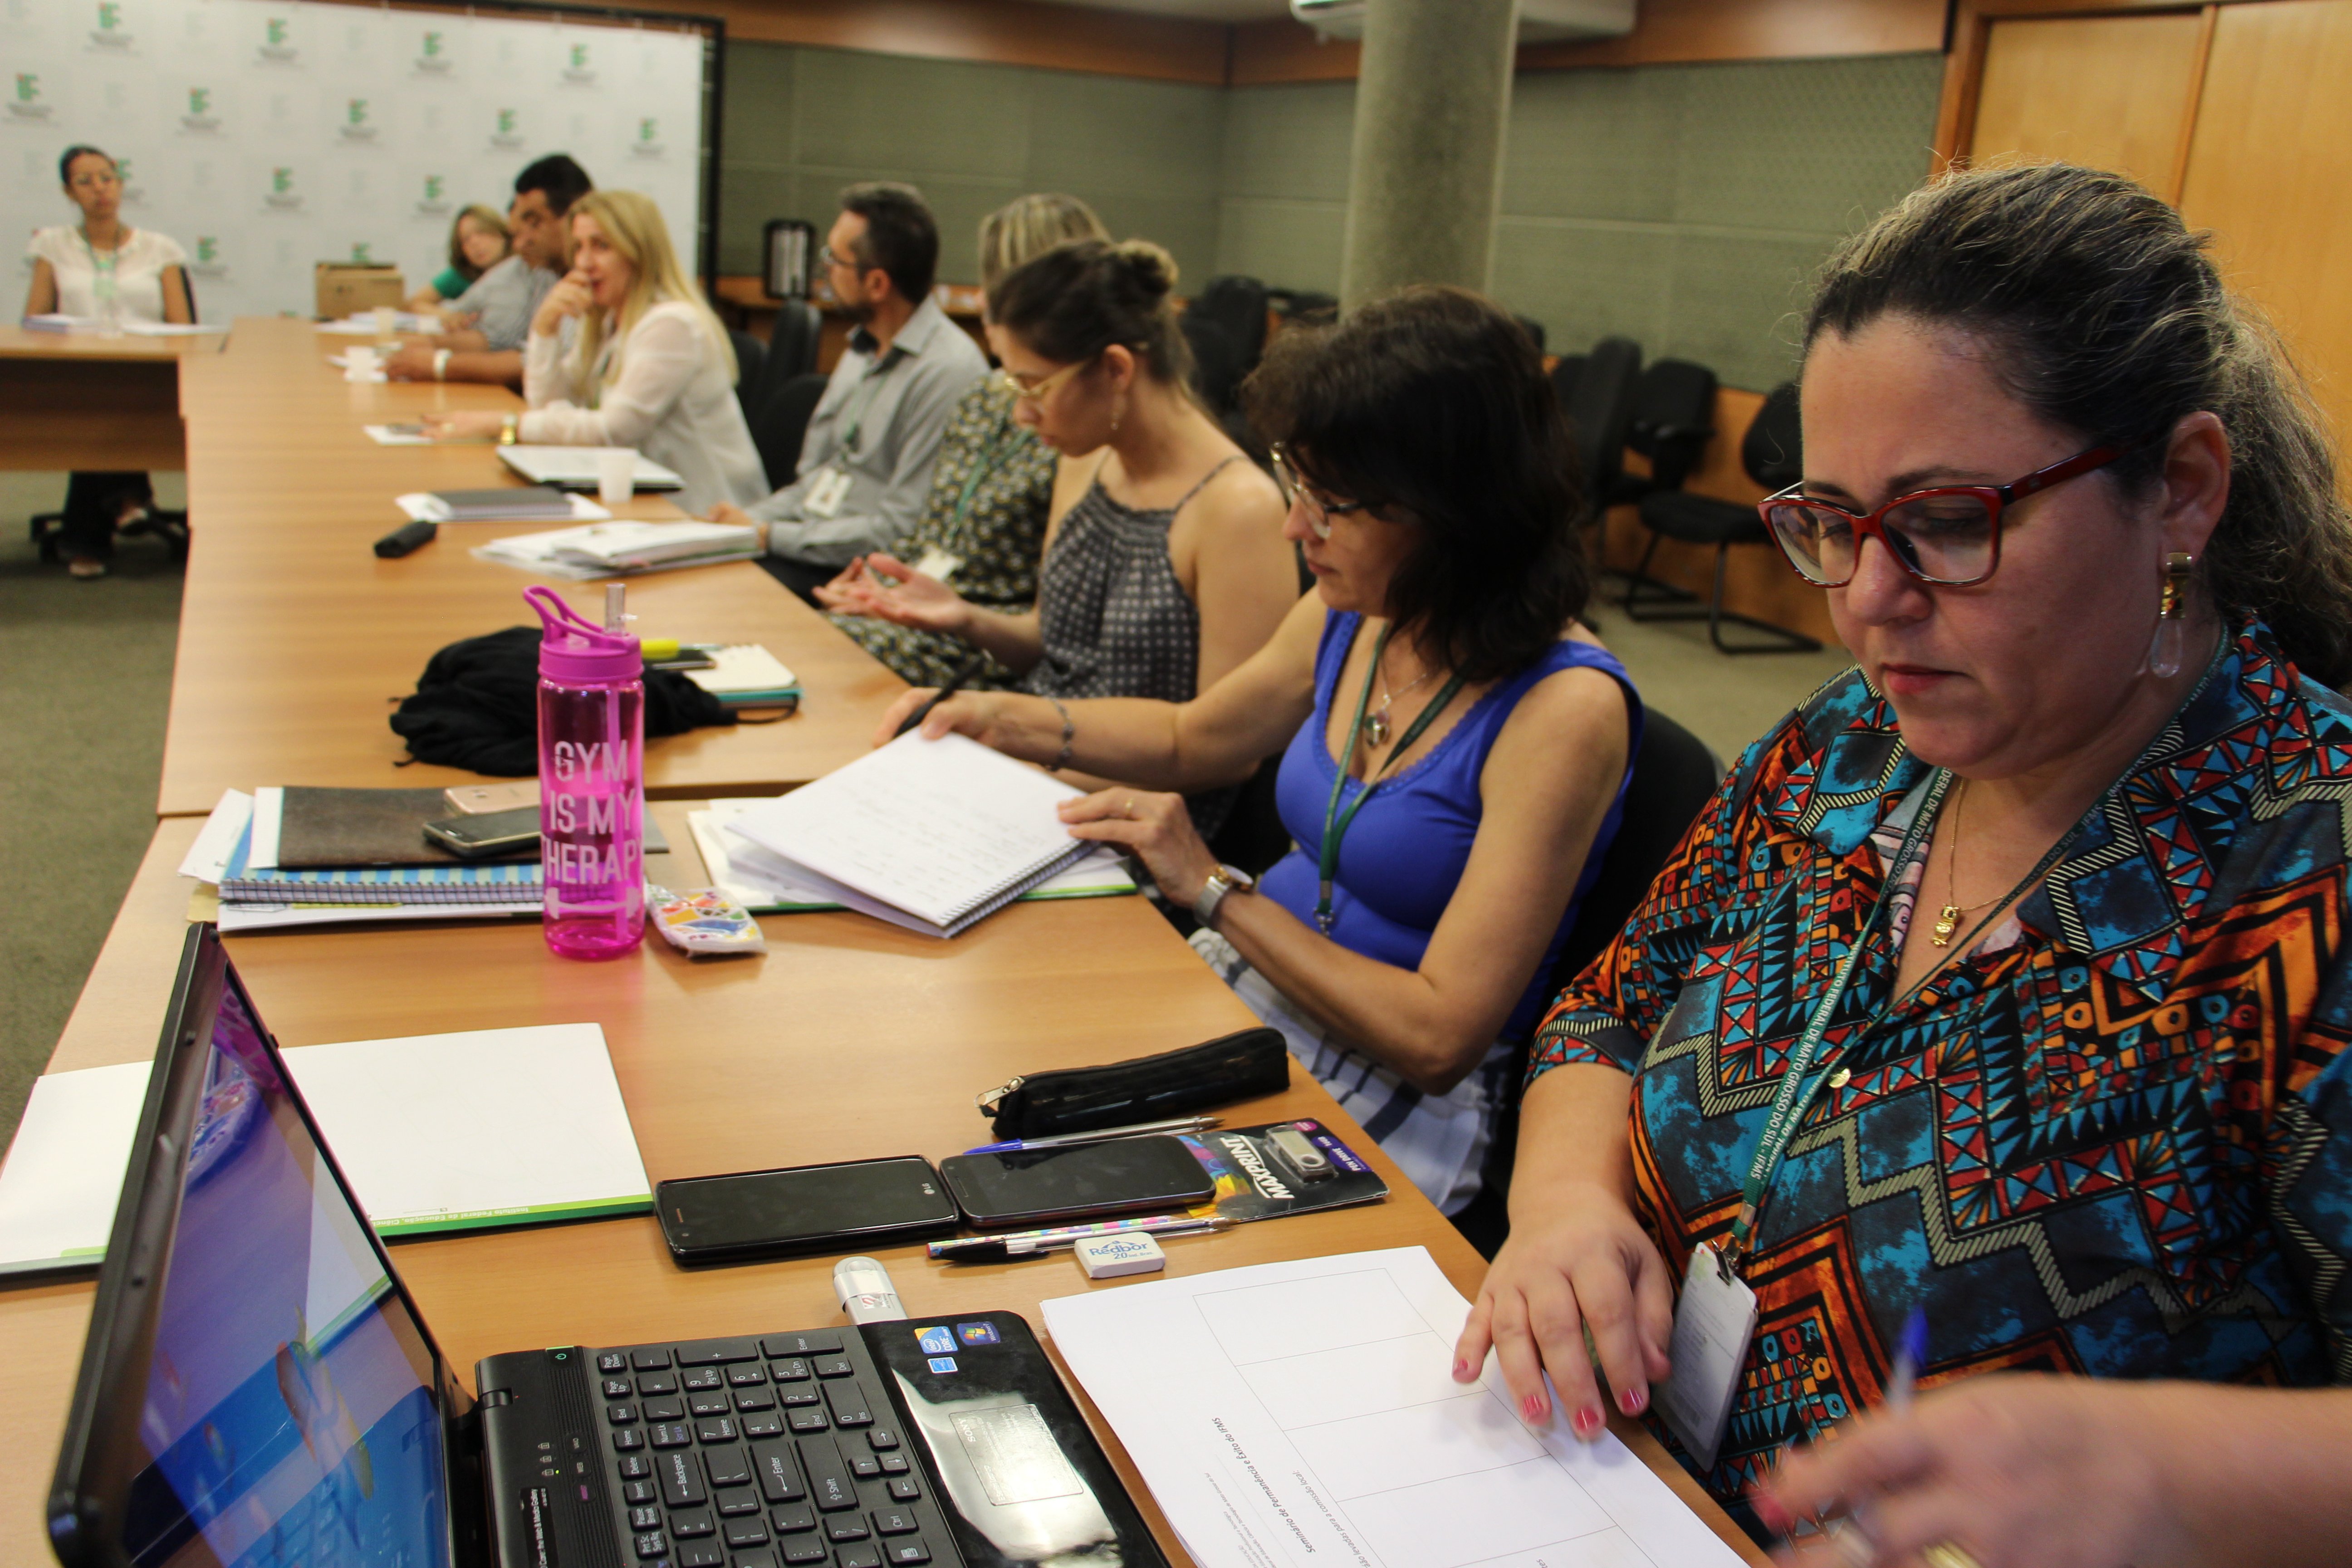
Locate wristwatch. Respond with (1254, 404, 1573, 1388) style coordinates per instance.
(1192, 863, 1256, 931)
(499, 412, 519, 446)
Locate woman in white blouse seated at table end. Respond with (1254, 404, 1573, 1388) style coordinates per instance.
(23, 143, 195, 578)
(424, 189, 764, 516)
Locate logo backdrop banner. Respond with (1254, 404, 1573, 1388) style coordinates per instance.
(3, 0, 709, 322)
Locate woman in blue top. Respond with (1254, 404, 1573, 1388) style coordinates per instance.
(880, 286, 1640, 1214)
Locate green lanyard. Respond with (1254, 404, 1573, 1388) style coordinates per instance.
(1314, 622, 1467, 934)
(836, 350, 900, 456)
(1720, 768, 1952, 1269)
(941, 424, 1025, 549)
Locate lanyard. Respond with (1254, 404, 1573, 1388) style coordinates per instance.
(943, 424, 1025, 547)
(1313, 622, 1467, 934)
(836, 349, 900, 456)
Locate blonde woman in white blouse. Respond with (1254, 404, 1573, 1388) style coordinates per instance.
(424, 190, 764, 516)
(22, 145, 195, 577)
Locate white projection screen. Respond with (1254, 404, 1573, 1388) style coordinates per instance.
(2, 0, 720, 323)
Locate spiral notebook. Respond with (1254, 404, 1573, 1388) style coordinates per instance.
(721, 731, 1092, 936)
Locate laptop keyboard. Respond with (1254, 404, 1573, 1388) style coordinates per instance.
(595, 1332, 944, 1568)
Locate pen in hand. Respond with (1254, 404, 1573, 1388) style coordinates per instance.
(894, 649, 988, 737)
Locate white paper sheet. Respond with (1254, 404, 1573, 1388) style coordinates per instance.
(363, 423, 435, 446)
(725, 733, 1090, 930)
(0, 1025, 651, 1269)
(178, 789, 256, 883)
(1042, 1247, 1748, 1568)
(400, 491, 612, 524)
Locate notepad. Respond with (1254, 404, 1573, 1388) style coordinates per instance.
(472, 519, 758, 579)
(0, 1025, 652, 1276)
(722, 733, 1094, 936)
(1043, 1248, 1749, 1568)
(683, 645, 800, 706)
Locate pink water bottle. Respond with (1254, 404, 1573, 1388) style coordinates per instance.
(528, 584, 645, 960)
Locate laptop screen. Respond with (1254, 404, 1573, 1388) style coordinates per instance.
(63, 937, 458, 1568)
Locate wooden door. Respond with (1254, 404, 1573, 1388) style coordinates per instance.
(2179, 0, 2352, 444)
(1969, 11, 2210, 197)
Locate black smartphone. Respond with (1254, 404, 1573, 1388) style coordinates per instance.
(421, 805, 541, 858)
(656, 1156, 959, 1263)
(938, 1136, 1216, 1229)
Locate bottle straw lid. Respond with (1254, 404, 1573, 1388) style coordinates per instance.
(526, 583, 640, 685)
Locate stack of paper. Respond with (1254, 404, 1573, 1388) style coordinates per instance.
(472, 519, 758, 579)
(185, 790, 542, 931)
(689, 798, 1134, 921)
(319, 311, 443, 335)
(404, 486, 582, 523)
(0, 1024, 652, 1276)
(720, 733, 1097, 936)
(1044, 1249, 1749, 1568)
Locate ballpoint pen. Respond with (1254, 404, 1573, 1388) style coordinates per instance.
(895, 649, 989, 737)
(928, 1213, 1233, 1261)
(962, 1115, 1220, 1155)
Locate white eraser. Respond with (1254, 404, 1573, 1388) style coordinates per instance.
(1074, 1232, 1166, 1279)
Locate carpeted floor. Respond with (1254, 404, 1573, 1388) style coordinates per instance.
(0, 467, 1849, 1159)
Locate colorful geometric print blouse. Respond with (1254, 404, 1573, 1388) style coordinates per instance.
(833, 378, 1056, 690)
(1532, 622, 2352, 1518)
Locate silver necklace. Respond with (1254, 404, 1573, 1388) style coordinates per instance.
(1362, 655, 1436, 750)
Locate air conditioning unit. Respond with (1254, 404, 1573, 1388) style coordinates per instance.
(1291, 0, 1635, 43)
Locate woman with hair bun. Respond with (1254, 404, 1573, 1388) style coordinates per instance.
(829, 235, 1298, 826)
(1457, 162, 2352, 1563)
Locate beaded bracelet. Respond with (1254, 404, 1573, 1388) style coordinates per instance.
(1043, 695, 1075, 772)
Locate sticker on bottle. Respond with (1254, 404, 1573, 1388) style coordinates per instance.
(1657, 1243, 1757, 1472)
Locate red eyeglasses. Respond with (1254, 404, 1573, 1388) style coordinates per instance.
(1760, 441, 2133, 588)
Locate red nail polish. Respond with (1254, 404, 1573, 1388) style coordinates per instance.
(1572, 1406, 1601, 1435)
(1452, 1357, 1471, 1380)
(1619, 1384, 1646, 1415)
(1521, 1393, 1548, 1423)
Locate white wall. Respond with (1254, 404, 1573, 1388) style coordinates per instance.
(3, 0, 708, 322)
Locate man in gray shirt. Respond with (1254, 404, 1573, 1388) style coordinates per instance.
(715, 183, 987, 593)
(387, 155, 591, 386)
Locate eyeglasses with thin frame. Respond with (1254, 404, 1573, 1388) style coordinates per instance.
(818, 243, 868, 274)
(1759, 440, 2133, 588)
(1269, 442, 1370, 541)
(995, 358, 1089, 407)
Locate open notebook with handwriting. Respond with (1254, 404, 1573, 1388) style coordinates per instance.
(722, 731, 1096, 936)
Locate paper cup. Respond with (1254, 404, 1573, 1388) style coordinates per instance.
(372, 305, 398, 343)
(596, 448, 637, 506)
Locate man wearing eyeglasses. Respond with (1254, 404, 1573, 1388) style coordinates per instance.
(715, 182, 988, 598)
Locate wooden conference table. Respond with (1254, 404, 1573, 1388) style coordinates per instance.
(0, 317, 1765, 1564)
(0, 323, 225, 471)
(155, 318, 905, 815)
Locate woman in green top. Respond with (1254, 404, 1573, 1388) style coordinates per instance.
(812, 193, 1108, 688)
(408, 203, 510, 312)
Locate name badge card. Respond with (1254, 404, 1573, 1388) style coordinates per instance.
(804, 466, 854, 519)
(910, 549, 961, 583)
(1658, 1242, 1756, 1471)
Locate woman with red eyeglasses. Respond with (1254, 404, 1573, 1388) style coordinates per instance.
(1455, 162, 2352, 1567)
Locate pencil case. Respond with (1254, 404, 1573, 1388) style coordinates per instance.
(975, 1027, 1289, 1141)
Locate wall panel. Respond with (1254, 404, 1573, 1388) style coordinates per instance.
(1969, 13, 2207, 196)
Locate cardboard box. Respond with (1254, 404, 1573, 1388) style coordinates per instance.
(315, 262, 404, 320)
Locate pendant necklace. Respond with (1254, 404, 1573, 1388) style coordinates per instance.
(1362, 652, 1435, 750)
(1930, 778, 2003, 948)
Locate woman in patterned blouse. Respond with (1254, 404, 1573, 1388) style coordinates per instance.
(1455, 163, 2352, 1565)
(814, 194, 1107, 688)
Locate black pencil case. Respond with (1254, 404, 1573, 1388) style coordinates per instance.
(975, 1027, 1289, 1141)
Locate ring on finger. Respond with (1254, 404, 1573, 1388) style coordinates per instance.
(1122, 798, 1136, 818)
(1918, 1544, 1984, 1568)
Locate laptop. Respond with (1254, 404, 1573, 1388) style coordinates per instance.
(48, 926, 1166, 1568)
(499, 445, 686, 493)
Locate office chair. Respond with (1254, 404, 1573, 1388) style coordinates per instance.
(752, 299, 823, 423)
(1558, 337, 1642, 534)
(1512, 314, 1548, 355)
(1449, 708, 1723, 1258)
(1624, 381, 1821, 654)
(728, 330, 768, 422)
(1189, 275, 1270, 377)
(750, 372, 830, 492)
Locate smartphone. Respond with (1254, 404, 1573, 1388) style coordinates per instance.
(422, 805, 540, 859)
(657, 1156, 959, 1264)
(939, 1136, 1216, 1229)
(443, 782, 539, 815)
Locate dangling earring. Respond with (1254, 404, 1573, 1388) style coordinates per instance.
(2149, 550, 2194, 677)
(1109, 391, 1126, 437)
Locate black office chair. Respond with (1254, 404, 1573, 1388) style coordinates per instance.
(751, 371, 830, 493)
(1512, 314, 1548, 355)
(1557, 336, 1642, 532)
(1626, 381, 1821, 654)
(1449, 708, 1724, 1259)
(1189, 275, 1270, 382)
(754, 299, 823, 422)
(729, 330, 768, 423)
(1617, 359, 1724, 611)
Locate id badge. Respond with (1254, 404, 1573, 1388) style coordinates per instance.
(1657, 1243, 1757, 1471)
(804, 466, 854, 519)
(910, 548, 961, 583)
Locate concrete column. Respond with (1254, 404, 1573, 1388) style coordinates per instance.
(1338, 0, 1519, 311)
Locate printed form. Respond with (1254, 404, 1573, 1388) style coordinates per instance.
(1042, 1248, 1747, 1568)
